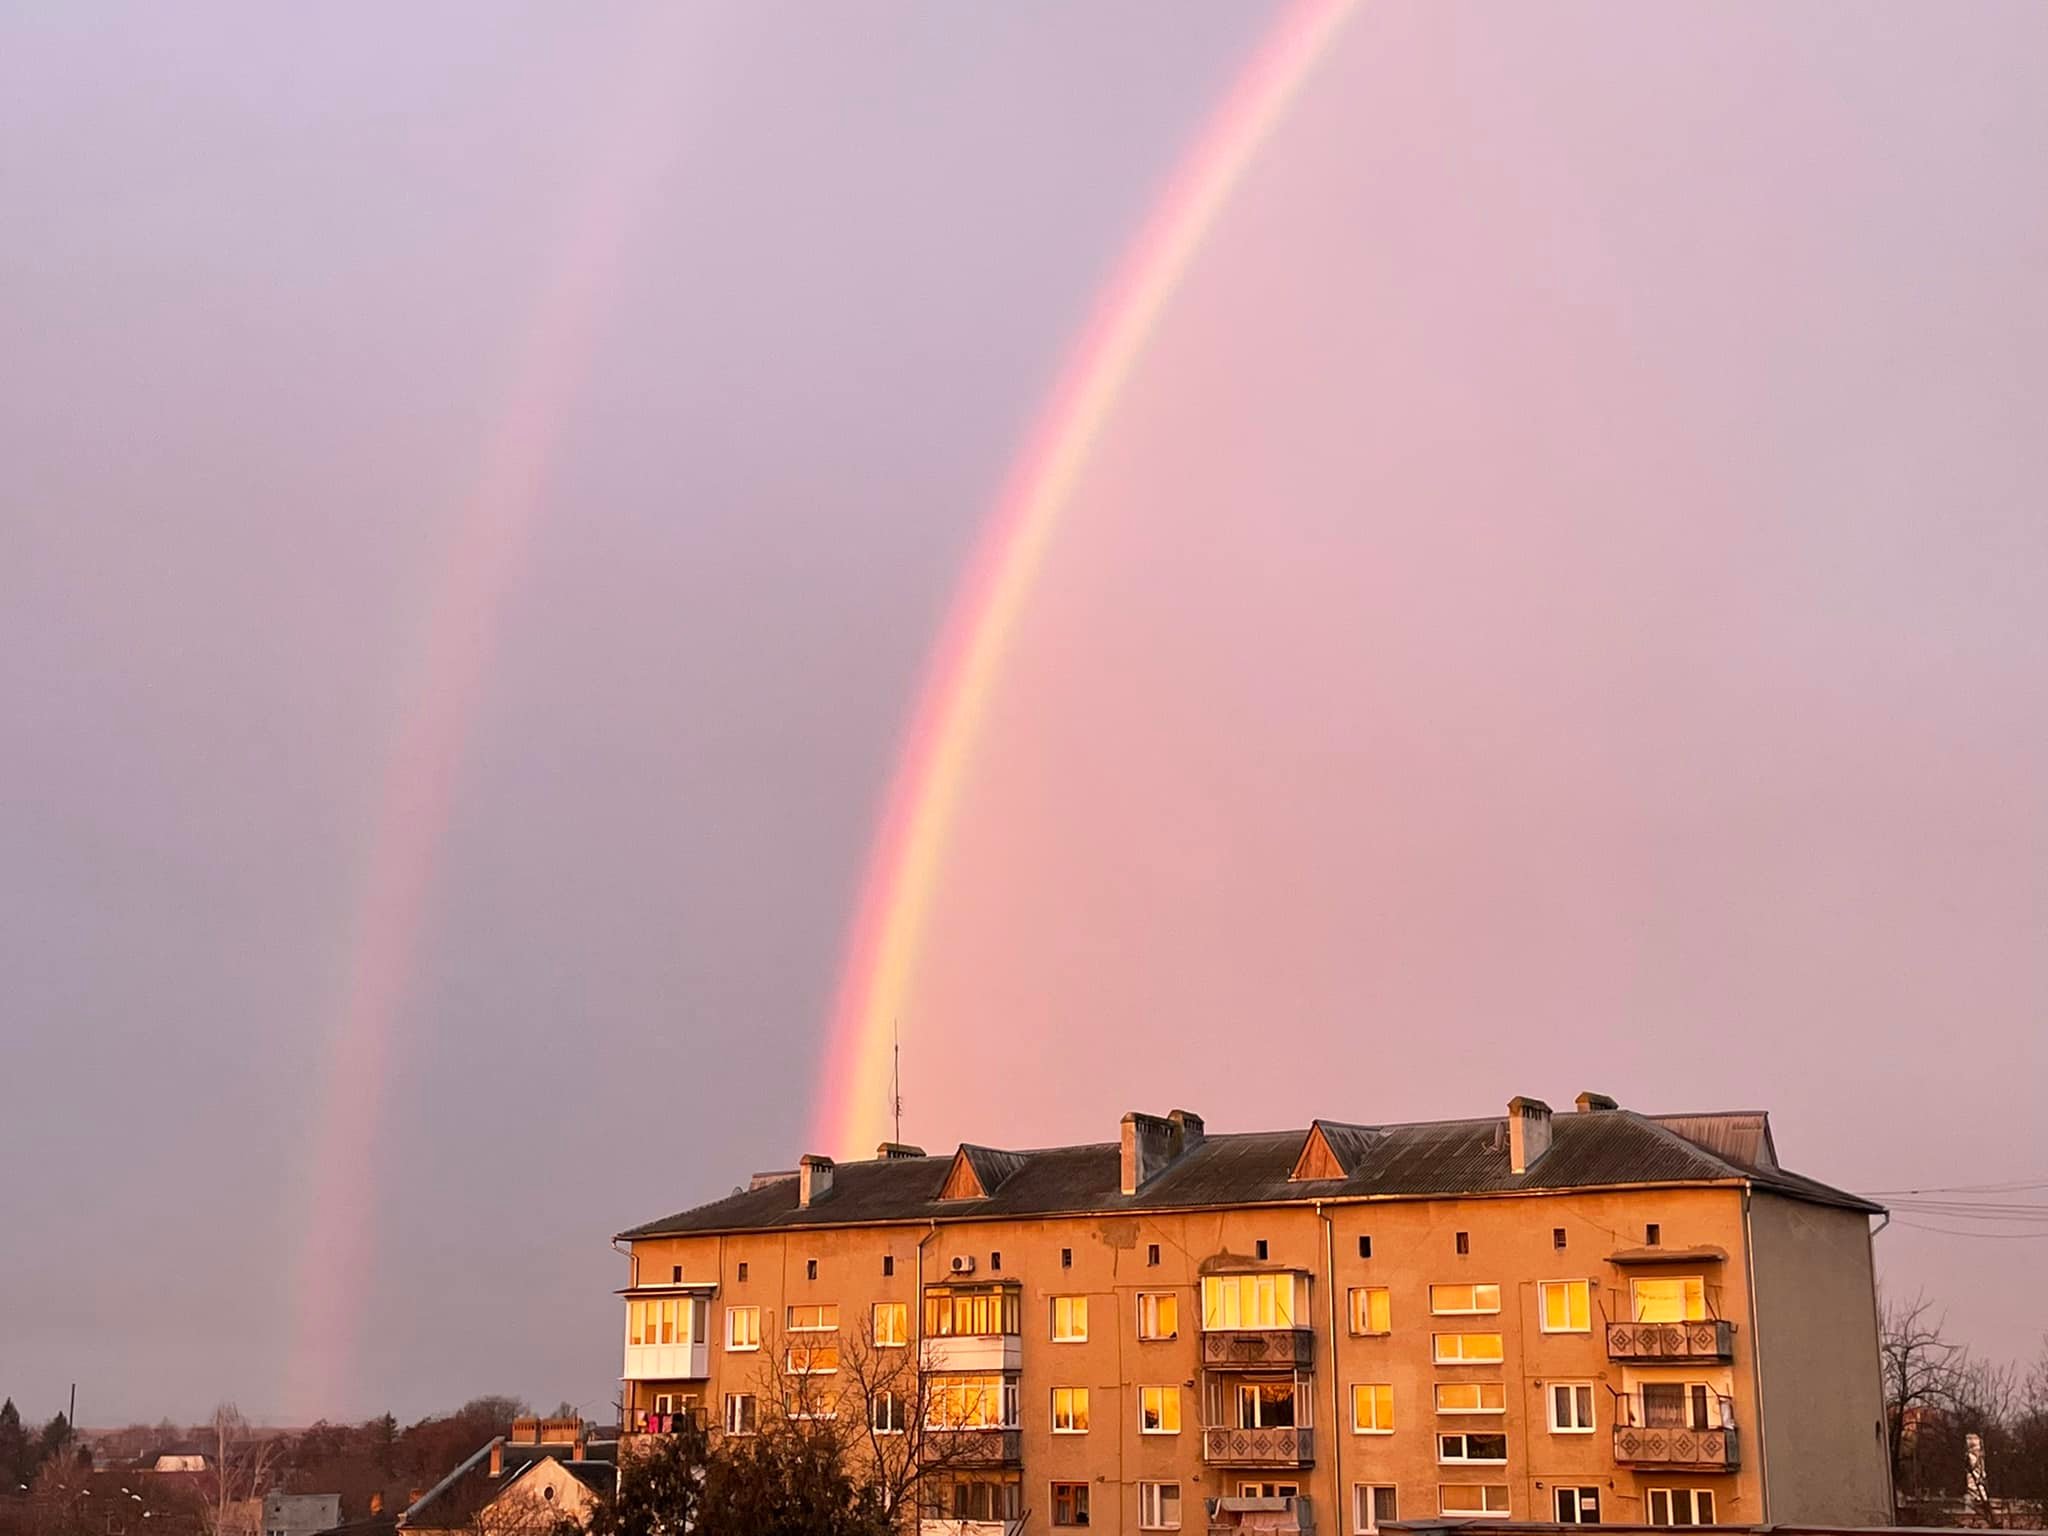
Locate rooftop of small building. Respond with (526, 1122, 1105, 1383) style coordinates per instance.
(617, 1096, 1879, 1240)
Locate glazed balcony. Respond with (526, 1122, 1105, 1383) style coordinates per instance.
(1202, 1328, 1316, 1371)
(1202, 1425, 1315, 1468)
(1606, 1318, 1735, 1362)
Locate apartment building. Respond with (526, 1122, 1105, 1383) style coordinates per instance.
(612, 1095, 1891, 1535)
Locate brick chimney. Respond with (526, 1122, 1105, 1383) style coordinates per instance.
(369, 1495, 383, 1517)
(1122, 1109, 1203, 1194)
(1508, 1096, 1553, 1174)
(798, 1153, 835, 1207)
(1574, 1091, 1618, 1113)
(487, 1440, 503, 1478)
(874, 1142, 927, 1160)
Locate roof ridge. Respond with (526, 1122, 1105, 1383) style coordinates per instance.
(1617, 1108, 1746, 1176)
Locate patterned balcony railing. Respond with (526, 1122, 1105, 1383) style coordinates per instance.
(1201, 1329, 1317, 1370)
(944, 1429, 1022, 1467)
(1606, 1318, 1735, 1361)
(1613, 1422, 1740, 1469)
(1201, 1425, 1315, 1467)
(1208, 1494, 1315, 1535)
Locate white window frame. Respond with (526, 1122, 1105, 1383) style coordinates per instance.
(1437, 1431, 1509, 1465)
(1434, 1382, 1507, 1415)
(1549, 1380, 1597, 1433)
(1051, 1386, 1089, 1434)
(1350, 1383, 1394, 1434)
(722, 1393, 756, 1435)
(1348, 1286, 1392, 1336)
(1428, 1282, 1502, 1315)
(1139, 1384, 1182, 1434)
(1052, 1294, 1088, 1342)
(1433, 1331, 1505, 1364)
(871, 1301, 908, 1348)
(726, 1305, 761, 1351)
(1139, 1482, 1182, 1531)
(1555, 1486, 1602, 1524)
(1437, 1485, 1511, 1518)
(1647, 1488, 1716, 1526)
(1138, 1291, 1180, 1341)
(870, 1390, 907, 1435)
(1353, 1484, 1398, 1534)
(1539, 1279, 1592, 1333)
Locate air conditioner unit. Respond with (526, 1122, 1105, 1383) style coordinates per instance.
(949, 1254, 976, 1275)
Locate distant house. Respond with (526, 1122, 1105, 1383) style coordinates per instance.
(263, 1492, 342, 1536)
(398, 1419, 615, 1536)
(147, 1445, 210, 1475)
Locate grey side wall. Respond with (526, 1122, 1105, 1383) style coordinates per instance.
(1747, 1190, 1892, 1524)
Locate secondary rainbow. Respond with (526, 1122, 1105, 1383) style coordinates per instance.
(812, 0, 1359, 1156)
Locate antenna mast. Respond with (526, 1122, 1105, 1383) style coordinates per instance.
(892, 1017, 903, 1146)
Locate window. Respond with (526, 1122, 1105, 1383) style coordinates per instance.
(871, 1390, 907, 1434)
(1350, 1383, 1394, 1433)
(1062, 1247, 1073, 1269)
(1053, 1482, 1091, 1527)
(1455, 1231, 1470, 1255)
(1438, 1485, 1510, 1518)
(1555, 1487, 1602, 1524)
(1438, 1432, 1508, 1463)
(628, 1295, 708, 1347)
(737, 1261, 748, 1282)
(1647, 1489, 1715, 1526)
(1138, 1292, 1180, 1340)
(785, 1303, 839, 1374)
(671, 1265, 682, 1283)
(872, 1301, 908, 1347)
(806, 1258, 817, 1280)
(1433, 1331, 1505, 1364)
(1549, 1382, 1596, 1433)
(991, 1251, 1002, 1272)
(1358, 1235, 1373, 1259)
(1553, 1228, 1567, 1250)
(1429, 1283, 1501, 1315)
(1646, 1223, 1662, 1246)
(1348, 1287, 1391, 1336)
(1148, 1243, 1161, 1266)
(726, 1305, 761, 1351)
(927, 1375, 1018, 1429)
(882, 1254, 894, 1277)
(926, 1285, 1021, 1337)
(1353, 1485, 1397, 1534)
(1051, 1387, 1090, 1433)
(1256, 1239, 1270, 1260)
(1140, 1386, 1181, 1434)
(1631, 1276, 1708, 1322)
(1236, 1380, 1300, 1428)
(927, 1483, 1022, 1524)
(1139, 1482, 1182, 1531)
(1540, 1279, 1592, 1332)
(1638, 1383, 1717, 1429)
(1435, 1382, 1506, 1415)
(722, 1394, 756, 1435)
(1052, 1295, 1088, 1342)
(1202, 1272, 1299, 1330)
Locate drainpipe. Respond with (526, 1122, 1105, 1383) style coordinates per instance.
(1319, 1202, 1343, 1531)
(611, 1239, 634, 1429)
(1741, 1186, 1771, 1521)
(1866, 1210, 1895, 1520)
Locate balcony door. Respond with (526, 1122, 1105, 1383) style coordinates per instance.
(1641, 1382, 1714, 1429)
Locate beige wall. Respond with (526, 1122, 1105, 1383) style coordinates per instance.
(1744, 1191, 1890, 1525)
(622, 1180, 1882, 1534)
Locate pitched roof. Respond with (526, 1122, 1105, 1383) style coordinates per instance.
(617, 1106, 1878, 1240)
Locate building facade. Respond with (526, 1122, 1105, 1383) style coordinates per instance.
(614, 1095, 1891, 1535)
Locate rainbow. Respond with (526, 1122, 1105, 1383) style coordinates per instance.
(811, 0, 1359, 1156)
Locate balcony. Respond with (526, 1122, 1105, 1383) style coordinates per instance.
(1208, 1495, 1315, 1536)
(1202, 1425, 1315, 1468)
(923, 1335, 1023, 1374)
(1606, 1318, 1735, 1362)
(943, 1429, 1022, 1468)
(1614, 1422, 1740, 1470)
(919, 1524, 1015, 1536)
(1202, 1329, 1316, 1371)
(622, 1341, 709, 1381)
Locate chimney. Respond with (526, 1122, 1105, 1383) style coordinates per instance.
(369, 1495, 383, 1517)
(1121, 1109, 1203, 1194)
(875, 1142, 927, 1160)
(487, 1440, 503, 1478)
(798, 1153, 835, 1207)
(1574, 1091, 1618, 1114)
(1508, 1097, 1553, 1174)
(572, 1433, 586, 1461)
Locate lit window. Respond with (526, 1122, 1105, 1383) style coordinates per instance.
(1647, 1489, 1715, 1526)
(784, 1303, 839, 1374)
(1631, 1276, 1708, 1322)
(1052, 1387, 1090, 1434)
(1138, 1292, 1179, 1341)
(1438, 1432, 1508, 1464)
(1053, 1483, 1091, 1527)
(871, 1390, 906, 1434)
(1433, 1332, 1505, 1364)
(1351, 1383, 1394, 1433)
(1348, 1287, 1391, 1336)
(726, 1305, 761, 1351)
(1052, 1295, 1088, 1342)
(1438, 1485, 1510, 1518)
(722, 1394, 756, 1435)
(1202, 1273, 1299, 1330)
(1429, 1283, 1501, 1315)
(1540, 1279, 1592, 1333)
(1555, 1487, 1602, 1524)
(1139, 1482, 1182, 1531)
(1353, 1485, 1397, 1534)
(1549, 1382, 1596, 1433)
(1140, 1386, 1181, 1434)
(925, 1285, 1022, 1337)
(872, 1302, 908, 1347)
(1435, 1382, 1506, 1415)
(926, 1375, 1018, 1429)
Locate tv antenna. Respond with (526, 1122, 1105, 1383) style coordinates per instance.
(892, 1016, 903, 1146)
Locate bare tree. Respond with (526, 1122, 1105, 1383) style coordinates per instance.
(197, 1406, 280, 1536)
(1880, 1290, 1969, 1514)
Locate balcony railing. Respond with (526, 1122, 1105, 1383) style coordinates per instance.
(1606, 1318, 1735, 1362)
(1202, 1329, 1316, 1370)
(1613, 1395, 1739, 1469)
(1202, 1425, 1315, 1468)
(942, 1429, 1023, 1467)
(1208, 1495, 1315, 1535)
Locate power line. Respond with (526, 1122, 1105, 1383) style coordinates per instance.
(1860, 1177, 2048, 1196)
(1893, 1218, 2048, 1240)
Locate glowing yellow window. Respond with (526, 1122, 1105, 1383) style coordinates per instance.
(1429, 1283, 1501, 1315)
(1435, 1382, 1506, 1414)
(1349, 1287, 1391, 1336)
(1351, 1384, 1394, 1433)
(1052, 1387, 1090, 1433)
(1540, 1280, 1591, 1333)
(1434, 1332, 1505, 1364)
(1631, 1277, 1707, 1323)
(872, 1302, 907, 1347)
(1052, 1295, 1088, 1342)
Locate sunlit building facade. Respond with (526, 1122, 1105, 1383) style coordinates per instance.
(614, 1096, 1891, 1534)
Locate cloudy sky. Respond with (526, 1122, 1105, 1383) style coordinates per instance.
(3, 1, 2043, 1427)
